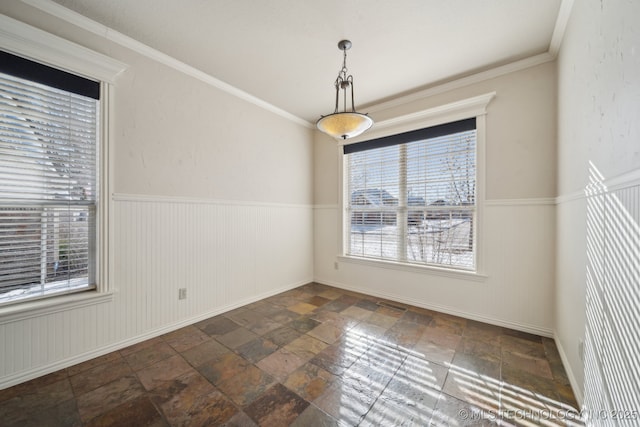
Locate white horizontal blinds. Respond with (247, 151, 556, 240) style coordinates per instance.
(348, 145, 400, 259)
(0, 53, 99, 303)
(404, 130, 476, 269)
(406, 132, 476, 207)
(345, 119, 477, 270)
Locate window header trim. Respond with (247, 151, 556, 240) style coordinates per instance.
(343, 117, 476, 155)
(0, 14, 127, 84)
(0, 50, 100, 99)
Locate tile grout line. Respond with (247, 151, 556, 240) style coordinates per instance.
(355, 350, 409, 426)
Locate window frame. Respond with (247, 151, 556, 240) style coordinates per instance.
(337, 93, 495, 279)
(0, 14, 126, 316)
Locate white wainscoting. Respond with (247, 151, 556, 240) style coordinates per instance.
(555, 168, 640, 408)
(313, 198, 557, 336)
(0, 194, 313, 389)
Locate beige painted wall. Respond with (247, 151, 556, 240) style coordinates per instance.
(315, 61, 557, 205)
(557, 2, 640, 196)
(0, 2, 314, 388)
(314, 62, 558, 334)
(7, 2, 639, 407)
(0, 1, 314, 205)
(113, 57, 314, 203)
(556, 0, 640, 406)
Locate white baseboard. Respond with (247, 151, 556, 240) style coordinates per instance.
(314, 278, 588, 408)
(553, 331, 584, 407)
(0, 278, 310, 390)
(314, 277, 554, 337)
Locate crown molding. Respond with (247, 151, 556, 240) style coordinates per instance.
(549, 0, 575, 58)
(365, 53, 554, 115)
(20, 0, 312, 129)
(20, 0, 574, 128)
(364, 0, 575, 114)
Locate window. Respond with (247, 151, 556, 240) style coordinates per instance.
(0, 51, 100, 304)
(344, 118, 477, 271)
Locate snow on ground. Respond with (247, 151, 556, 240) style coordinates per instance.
(349, 219, 474, 269)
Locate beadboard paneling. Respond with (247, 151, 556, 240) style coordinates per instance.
(314, 198, 556, 336)
(583, 179, 640, 415)
(0, 195, 313, 388)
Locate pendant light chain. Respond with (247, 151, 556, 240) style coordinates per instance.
(317, 39, 373, 140)
(341, 47, 348, 77)
(335, 46, 351, 114)
(342, 48, 348, 112)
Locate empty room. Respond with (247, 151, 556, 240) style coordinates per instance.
(0, 0, 638, 425)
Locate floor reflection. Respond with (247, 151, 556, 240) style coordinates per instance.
(0, 284, 581, 426)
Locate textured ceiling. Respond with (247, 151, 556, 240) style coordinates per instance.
(51, 0, 563, 124)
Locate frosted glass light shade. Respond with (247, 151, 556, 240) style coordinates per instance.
(316, 112, 374, 140)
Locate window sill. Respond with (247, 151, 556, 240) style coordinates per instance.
(337, 255, 488, 282)
(0, 290, 114, 325)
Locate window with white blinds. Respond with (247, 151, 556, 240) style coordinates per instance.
(344, 118, 477, 270)
(0, 51, 100, 304)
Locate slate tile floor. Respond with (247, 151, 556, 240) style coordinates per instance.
(0, 283, 582, 426)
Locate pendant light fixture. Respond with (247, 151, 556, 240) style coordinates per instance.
(316, 40, 373, 140)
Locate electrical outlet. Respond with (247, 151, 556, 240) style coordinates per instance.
(178, 288, 187, 300)
(334, 261, 339, 270)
